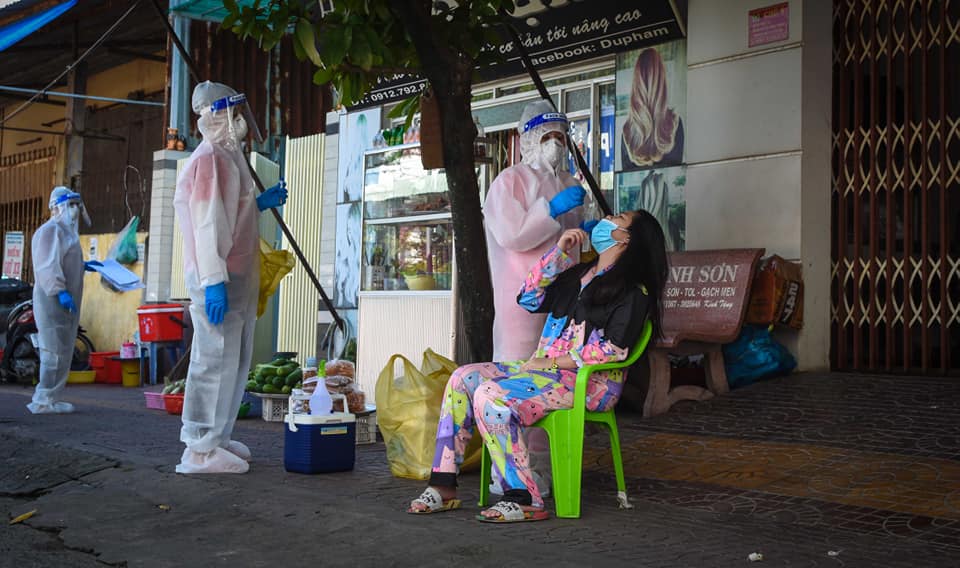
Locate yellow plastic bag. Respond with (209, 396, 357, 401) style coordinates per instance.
(258, 239, 295, 318)
(375, 349, 482, 480)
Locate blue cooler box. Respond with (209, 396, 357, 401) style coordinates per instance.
(284, 410, 356, 474)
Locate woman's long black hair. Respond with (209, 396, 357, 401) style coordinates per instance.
(558, 210, 669, 339)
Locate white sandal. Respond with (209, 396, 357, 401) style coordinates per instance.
(408, 486, 461, 514)
(476, 500, 549, 523)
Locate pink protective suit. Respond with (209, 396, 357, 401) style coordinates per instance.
(173, 81, 261, 473)
(484, 162, 582, 361)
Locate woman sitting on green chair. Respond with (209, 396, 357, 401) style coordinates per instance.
(407, 209, 668, 522)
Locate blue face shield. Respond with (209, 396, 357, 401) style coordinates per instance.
(590, 218, 625, 254)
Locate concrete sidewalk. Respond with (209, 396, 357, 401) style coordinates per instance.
(1, 373, 958, 567)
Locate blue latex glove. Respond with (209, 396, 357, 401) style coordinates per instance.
(57, 290, 77, 313)
(580, 219, 599, 233)
(84, 260, 103, 272)
(549, 185, 586, 218)
(204, 282, 228, 326)
(256, 178, 288, 212)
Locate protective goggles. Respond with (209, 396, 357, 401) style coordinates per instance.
(209, 93, 263, 143)
(522, 112, 568, 133)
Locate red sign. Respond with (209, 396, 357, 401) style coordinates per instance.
(748, 2, 790, 48)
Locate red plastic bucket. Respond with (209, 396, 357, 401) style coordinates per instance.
(90, 351, 121, 383)
(137, 304, 185, 342)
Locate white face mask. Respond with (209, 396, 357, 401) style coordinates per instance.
(540, 138, 566, 170)
(65, 203, 80, 223)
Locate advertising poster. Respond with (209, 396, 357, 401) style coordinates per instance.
(3, 231, 24, 279)
(338, 108, 381, 203)
(615, 39, 686, 173)
(334, 201, 362, 309)
(617, 166, 686, 252)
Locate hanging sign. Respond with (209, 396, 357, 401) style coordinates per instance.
(2, 231, 24, 279)
(349, 1, 686, 109)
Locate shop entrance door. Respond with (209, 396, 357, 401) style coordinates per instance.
(831, 0, 959, 374)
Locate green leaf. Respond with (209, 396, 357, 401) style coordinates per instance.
(312, 66, 335, 85)
(319, 25, 349, 66)
(338, 74, 353, 107)
(296, 18, 322, 66)
(351, 28, 373, 71)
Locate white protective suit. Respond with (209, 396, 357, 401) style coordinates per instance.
(27, 188, 85, 414)
(173, 81, 260, 474)
(483, 101, 583, 361)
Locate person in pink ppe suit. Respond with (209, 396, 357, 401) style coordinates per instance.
(173, 81, 288, 474)
(484, 100, 588, 362)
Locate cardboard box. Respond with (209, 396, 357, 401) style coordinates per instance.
(746, 255, 804, 329)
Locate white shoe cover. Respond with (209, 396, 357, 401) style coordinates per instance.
(27, 401, 75, 414)
(223, 440, 251, 462)
(175, 447, 249, 474)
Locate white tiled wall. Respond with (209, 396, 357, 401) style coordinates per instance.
(146, 149, 190, 302)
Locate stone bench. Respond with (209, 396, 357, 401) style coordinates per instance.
(642, 248, 765, 417)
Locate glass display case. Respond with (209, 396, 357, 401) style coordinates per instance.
(361, 144, 456, 293)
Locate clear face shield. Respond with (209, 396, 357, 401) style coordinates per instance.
(51, 190, 91, 227)
(521, 111, 570, 172)
(209, 93, 264, 144)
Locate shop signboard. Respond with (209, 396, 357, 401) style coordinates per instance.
(3, 231, 24, 280)
(660, 249, 764, 340)
(349, 1, 685, 109)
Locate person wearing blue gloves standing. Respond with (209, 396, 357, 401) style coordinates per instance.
(28, 187, 100, 414)
(172, 81, 288, 474)
(483, 100, 588, 362)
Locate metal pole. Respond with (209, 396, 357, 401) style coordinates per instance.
(497, 13, 613, 216)
(150, 0, 345, 332)
(0, 86, 165, 106)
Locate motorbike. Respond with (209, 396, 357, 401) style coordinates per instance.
(0, 279, 95, 384)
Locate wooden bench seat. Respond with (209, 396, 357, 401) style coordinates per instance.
(642, 248, 765, 417)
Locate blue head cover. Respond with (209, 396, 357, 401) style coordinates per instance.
(522, 112, 568, 133)
(210, 93, 248, 113)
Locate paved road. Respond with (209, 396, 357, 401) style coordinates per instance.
(1, 374, 958, 567)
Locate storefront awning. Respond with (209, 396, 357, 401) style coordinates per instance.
(169, 0, 257, 24)
(0, 0, 76, 52)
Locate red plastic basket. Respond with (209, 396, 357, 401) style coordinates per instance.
(163, 394, 184, 415)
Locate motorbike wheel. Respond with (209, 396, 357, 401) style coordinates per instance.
(71, 333, 95, 371)
(6, 337, 39, 384)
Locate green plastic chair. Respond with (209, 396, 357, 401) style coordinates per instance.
(479, 319, 653, 518)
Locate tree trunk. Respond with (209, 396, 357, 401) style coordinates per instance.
(430, 75, 494, 363)
(392, 1, 494, 362)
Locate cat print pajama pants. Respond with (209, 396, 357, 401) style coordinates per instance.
(429, 361, 621, 508)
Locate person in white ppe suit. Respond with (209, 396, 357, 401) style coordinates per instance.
(173, 81, 288, 474)
(28, 187, 100, 414)
(483, 100, 587, 362)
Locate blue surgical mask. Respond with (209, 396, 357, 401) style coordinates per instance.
(590, 218, 624, 254)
